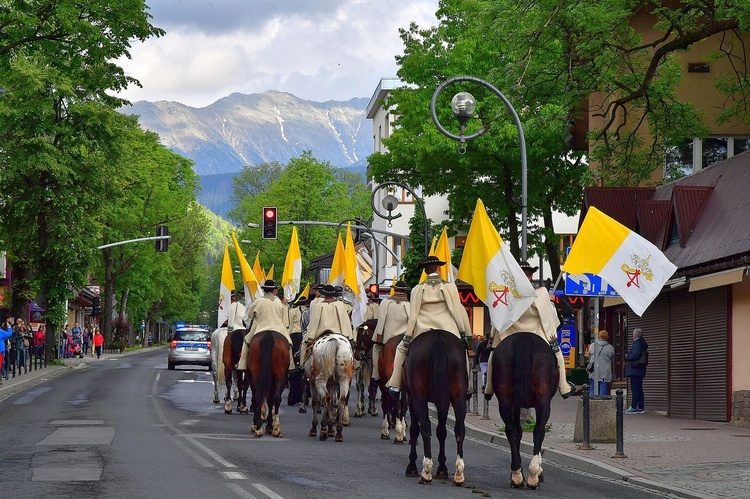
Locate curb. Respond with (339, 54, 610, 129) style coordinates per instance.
(431, 406, 710, 499)
(0, 365, 74, 403)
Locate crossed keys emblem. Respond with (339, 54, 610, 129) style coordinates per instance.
(621, 254, 654, 289)
(488, 271, 524, 309)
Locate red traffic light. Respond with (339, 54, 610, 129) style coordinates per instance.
(262, 206, 277, 239)
(264, 208, 276, 220)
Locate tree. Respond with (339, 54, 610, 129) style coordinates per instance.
(0, 1, 164, 355)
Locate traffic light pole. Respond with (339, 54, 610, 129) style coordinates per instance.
(96, 235, 170, 250)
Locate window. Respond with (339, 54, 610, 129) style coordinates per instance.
(665, 136, 750, 180)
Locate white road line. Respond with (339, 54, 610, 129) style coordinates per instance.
(226, 482, 258, 499)
(252, 483, 285, 499)
(221, 471, 247, 480)
(155, 373, 160, 382)
(185, 436, 237, 468)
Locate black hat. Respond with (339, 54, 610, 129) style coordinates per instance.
(519, 261, 538, 274)
(321, 284, 337, 297)
(418, 255, 446, 268)
(293, 295, 308, 307)
(334, 285, 344, 296)
(261, 279, 277, 291)
(391, 280, 410, 292)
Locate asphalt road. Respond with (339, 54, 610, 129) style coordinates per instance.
(0, 349, 675, 498)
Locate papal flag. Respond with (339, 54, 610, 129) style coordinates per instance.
(298, 282, 310, 302)
(253, 251, 266, 299)
(434, 226, 454, 282)
(231, 232, 258, 325)
(217, 243, 235, 328)
(266, 264, 275, 281)
(563, 206, 677, 317)
(457, 199, 537, 333)
(282, 226, 302, 301)
(419, 236, 438, 283)
(344, 222, 367, 328)
(328, 234, 346, 287)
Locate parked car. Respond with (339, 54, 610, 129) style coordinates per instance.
(167, 326, 211, 370)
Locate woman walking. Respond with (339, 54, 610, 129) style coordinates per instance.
(587, 330, 614, 398)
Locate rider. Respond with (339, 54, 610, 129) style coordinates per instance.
(240, 279, 295, 371)
(288, 294, 307, 368)
(386, 256, 474, 399)
(483, 261, 577, 400)
(364, 289, 380, 323)
(300, 284, 353, 367)
(370, 280, 410, 391)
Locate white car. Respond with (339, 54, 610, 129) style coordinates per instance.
(167, 327, 212, 370)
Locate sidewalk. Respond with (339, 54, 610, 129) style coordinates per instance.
(0, 347, 158, 403)
(446, 392, 750, 499)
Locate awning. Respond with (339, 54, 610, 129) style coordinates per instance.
(688, 267, 745, 292)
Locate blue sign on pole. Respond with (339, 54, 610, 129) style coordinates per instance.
(564, 273, 619, 297)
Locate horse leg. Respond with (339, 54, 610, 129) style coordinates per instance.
(271, 378, 284, 438)
(368, 370, 379, 417)
(527, 402, 550, 489)
(239, 371, 249, 414)
(335, 391, 346, 442)
(417, 406, 433, 484)
(452, 395, 467, 486)
(354, 366, 364, 417)
(308, 391, 319, 438)
(250, 388, 264, 437)
(405, 402, 420, 477)
(232, 369, 239, 401)
(224, 375, 233, 414)
(395, 391, 408, 444)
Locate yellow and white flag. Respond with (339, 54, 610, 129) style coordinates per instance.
(231, 233, 259, 308)
(252, 251, 266, 299)
(419, 236, 438, 283)
(457, 199, 537, 333)
(434, 226, 454, 282)
(266, 264, 274, 281)
(344, 222, 367, 328)
(564, 207, 677, 317)
(328, 234, 346, 287)
(298, 282, 310, 302)
(282, 226, 302, 301)
(218, 243, 235, 328)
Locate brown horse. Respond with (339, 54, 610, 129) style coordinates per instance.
(247, 330, 290, 438)
(378, 335, 407, 443)
(403, 330, 467, 486)
(222, 329, 250, 414)
(353, 318, 378, 418)
(492, 332, 556, 489)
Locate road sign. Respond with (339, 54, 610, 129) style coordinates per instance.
(564, 273, 620, 297)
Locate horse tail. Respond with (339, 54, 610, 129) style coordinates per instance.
(259, 332, 275, 402)
(513, 334, 534, 408)
(429, 332, 450, 409)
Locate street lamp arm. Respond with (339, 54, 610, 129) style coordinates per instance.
(371, 181, 430, 256)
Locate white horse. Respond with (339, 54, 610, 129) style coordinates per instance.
(210, 302, 246, 412)
(305, 333, 354, 442)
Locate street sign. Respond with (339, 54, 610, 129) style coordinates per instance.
(564, 273, 620, 297)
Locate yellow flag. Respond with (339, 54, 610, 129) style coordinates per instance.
(328, 234, 346, 286)
(281, 226, 302, 301)
(218, 243, 235, 327)
(419, 236, 438, 283)
(252, 251, 266, 298)
(434, 226, 453, 282)
(299, 282, 310, 301)
(344, 222, 367, 327)
(231, 233, 259, 304)
(266, 264, 274, 281)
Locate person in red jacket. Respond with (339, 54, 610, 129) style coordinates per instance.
(34, 325, 46, 360)
(93, 328, 104, 359)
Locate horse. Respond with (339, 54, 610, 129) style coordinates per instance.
(403, 330, 467, 486)
(287, 332, 305, 406)
(378, 335, 407, 443)
(491, 332, 557, 489)
(353, 318, 378, 418)
(223, 328, 250, 414)
(210, 326, 239, 408)
(306, 333, 354, 442)
(247, 330, 290, 438)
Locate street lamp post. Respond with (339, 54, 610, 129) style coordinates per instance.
(336, 218, 379, 288)
(240, 240, 274, 269)
(430, 76, 529, 262)
(371, 181, 430, 257)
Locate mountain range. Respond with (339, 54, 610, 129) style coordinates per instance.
(120, 91, 372, 217)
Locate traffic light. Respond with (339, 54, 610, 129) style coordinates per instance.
(92, 296, 101, 317)
(156, 225, 169, 252)
(262, 207, 277, 239)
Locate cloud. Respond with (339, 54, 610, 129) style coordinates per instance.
(118, 0, 438, 107)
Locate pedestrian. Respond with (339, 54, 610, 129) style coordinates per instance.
(484, 261, 577, 400)
(386, 256, 474, 400)
(34, 324, 46, 360)
(82, 327, 91, 356)
(0, 318, 13, 384)
(71, 322, 83, 350)
(93, 328, 104, 359)
(587, 329, 615, 398)
(624, 327, 649, 414)
(474, 332, 491, 389)
(370, 280, 410, 388)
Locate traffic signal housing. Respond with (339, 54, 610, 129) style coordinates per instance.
(156, 225, 169, 252)
(262, 207, 278, 239)
(92, 296, 101, 317)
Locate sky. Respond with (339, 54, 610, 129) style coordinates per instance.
(116, 0, 439, 108)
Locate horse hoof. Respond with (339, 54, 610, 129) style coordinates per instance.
(343, 422, 350, 427)
(418, 477, 432, 485)
(224, 409, 232, 414)
(453, 479, 464, 487)
(393, 438, 404, 445)
(319, 433, 328, 441)
(381, 434, 389, 440)
(308, 430, 317, 437)
(213, 399, 220, 404)
(436, 470, 449, 480)
(327, 429, 335, 437)
(405, 468, 419, 478)
(370, 410, 378, 417)
(299, 407, 307, 414)
(335, 435, 343, 442)
(273, 431, 282, 438)
(353, 413, 362, 418)
(526, 481, 540, 490)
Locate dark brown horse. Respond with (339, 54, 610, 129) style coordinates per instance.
(353, 318, 378, 418)
(247, 330, 290, 438)
(403, 330, 467, 485)
(491, 332, 556, 489)
(378, 335, 407, 443)
(222, 329, 250, 414)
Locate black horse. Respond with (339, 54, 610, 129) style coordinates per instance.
(492, 332, 556, 489)
(353, 318, 378, 417)
(403, 330, 467, 486)
(378, 335, 407, 443)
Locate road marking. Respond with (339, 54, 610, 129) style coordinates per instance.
(37, 427, 115, 446)
(155, 372, 160, 382)
(177, 379, 214, 383)
(180, 419, 201, 426)
(50, 419, 104, 426)
(185, 435, 236, 468)
(226, 483, 258, 498)
(253, 483, 285, 499)
(221, 471, 247, 480)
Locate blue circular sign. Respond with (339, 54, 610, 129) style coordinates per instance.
(560, 341, 572, 355)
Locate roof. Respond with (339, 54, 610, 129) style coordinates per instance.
(583, 150, 750, 275)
